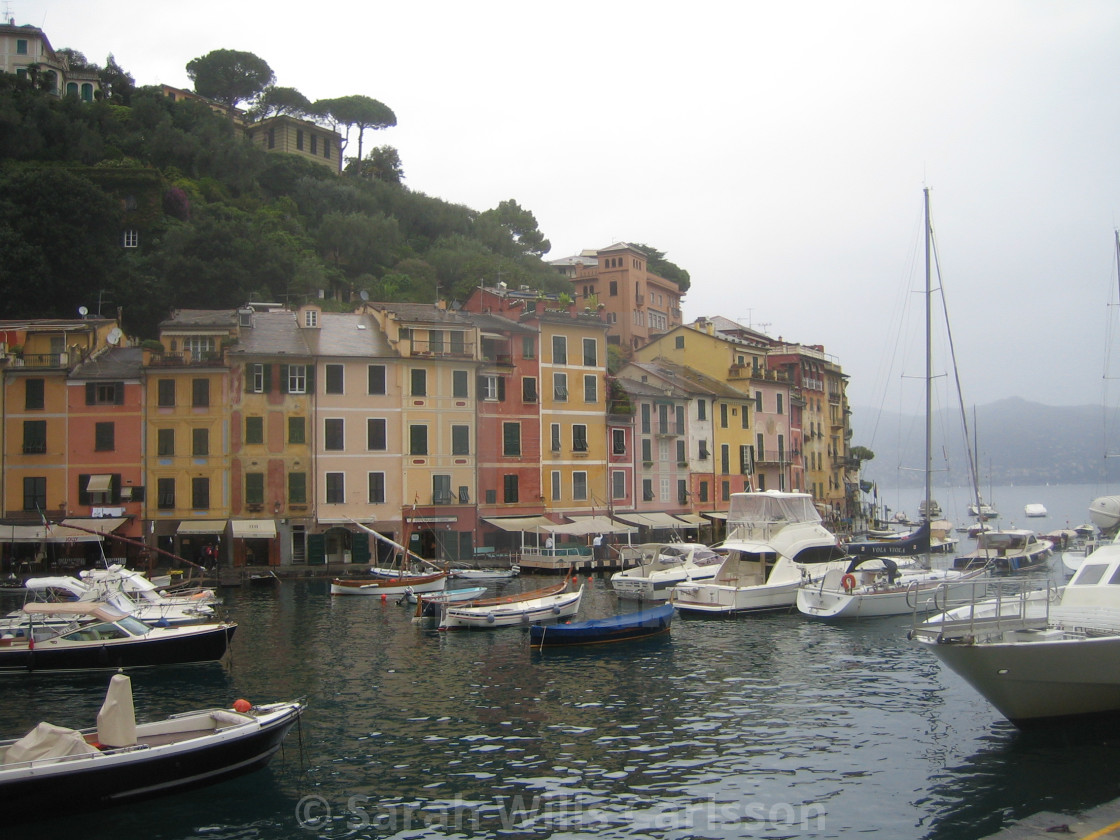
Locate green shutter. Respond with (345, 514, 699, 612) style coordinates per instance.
(85, 382, 95, 405)
(352, 532, 371, 563)
(307, 533, 326, 565)
(263, 363, 272, 392)
(279, 365, 289, 393)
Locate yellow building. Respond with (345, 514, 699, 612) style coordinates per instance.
(246, 114, 342, 173)
(145, 310, 236, 565)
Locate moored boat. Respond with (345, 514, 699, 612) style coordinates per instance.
(529, 602, 674, 648)
(952, 529, 1053, 574)
(330, 570, 447, 596)
(439, 585, 583, 630)
(0, 673, 303, 820)
(609, 543, 725, 600)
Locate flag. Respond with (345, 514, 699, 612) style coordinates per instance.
(38, 506, 52, 537)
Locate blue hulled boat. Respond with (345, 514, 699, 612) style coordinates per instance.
(529, 603, 674, 648)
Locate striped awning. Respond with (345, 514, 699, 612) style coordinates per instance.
(613, 512, 688, 529)
(85, 474, 113, 493)
(176, 520, 227, 535)
(482, 516, 558, 532)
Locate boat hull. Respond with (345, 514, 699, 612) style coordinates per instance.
(440, 587, 583, 630)
(797, 575, 982, 620)
(0, 702, 302, 820)
(924, 634, 1120, 725)
(0, 624, 236, 674)
(331, 573, 447, 595)
(611, 566, 719, 601)
(671, 578, 803, 615)
(529, 604, 674, 647)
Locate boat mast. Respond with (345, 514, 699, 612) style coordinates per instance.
(924, 188, 933, 531)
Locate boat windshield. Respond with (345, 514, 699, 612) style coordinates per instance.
(117, 616, 151, 635)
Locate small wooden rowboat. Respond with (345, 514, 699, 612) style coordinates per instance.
(529, 602, 675, 648)
(330, 571, 447, 596)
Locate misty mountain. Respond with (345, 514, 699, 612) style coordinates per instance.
(851, 397, 1120, 488)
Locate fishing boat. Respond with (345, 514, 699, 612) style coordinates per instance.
(952, 529, 1053, 574)
(911, 507, 1120, 726)
(0, 603, 235, 674)
(330, 570, 448, 596)
(669, 491, 849, 615)
(529, 602, 675, 648)
(439, 585, 584, 630)
(405, 585, 489, 617)
(609, 542, 725, 600)
(0, 673, 303, 820)
(448, 565, 520, 581)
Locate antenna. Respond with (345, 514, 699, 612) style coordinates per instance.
(78, 306, 89, 318)
(359, 290, 369, 301)
(106, 327, 122, 346)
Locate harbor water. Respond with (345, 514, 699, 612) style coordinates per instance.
(5, 483, 1120, 840)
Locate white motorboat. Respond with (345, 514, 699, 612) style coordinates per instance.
(0, 673, 303, 820)
(2, 576, 215, 629)
(439, 585, 583, 630)
(669, 491, 849, 615)
(610, 542, 725, 600)
(912, 517, 1120, 726)
(952, 529, 1053, 574)
(1024, 503, 1048, 518)
(448, 565, 520, 581)
(81, 565, 219, 607)
(968, 502, 998, 520)
(797, 556, 987, 620)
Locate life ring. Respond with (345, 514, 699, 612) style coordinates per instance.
(841, 574, 857, 593)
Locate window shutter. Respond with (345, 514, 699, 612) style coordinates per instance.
(305, 365, 315, 391)
(114, 383, 124, 405)
(497, 376, 506, 401)
(245, 366, 255, 391)
(263, 363, 272, 393)
(77, 474, 90, 506)
(280, 365, 290, 393)
(85, 382, 95, 405)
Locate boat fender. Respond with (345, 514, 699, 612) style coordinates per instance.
(841, 574, 857, 593)
(486, 613, 495, 623)
(233, 698, 252, 713)
(551, 606, 561, 615)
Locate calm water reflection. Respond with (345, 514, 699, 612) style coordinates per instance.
(4, 571, 1120, 840)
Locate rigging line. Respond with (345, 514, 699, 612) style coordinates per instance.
(929, 215, 984, 516)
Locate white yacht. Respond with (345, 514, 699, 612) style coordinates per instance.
(610, 542, 725, 600)
(670, 491, 848, 615)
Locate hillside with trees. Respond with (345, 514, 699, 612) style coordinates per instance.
(0, 46, 630, 339)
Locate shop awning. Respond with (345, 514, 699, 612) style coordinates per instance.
(614, 512, 688, 529)
(482, 515, 558, 532)
(231, 519, 277, 538)
(176, 520, 227, 535)
(548, 516, 635, 536)
(703, 511, 729, 521)
(673, 513, 707, 526)
(61, 517, 127, 535)
(85, 474, 113, 493)
(0, 523, 106, 543)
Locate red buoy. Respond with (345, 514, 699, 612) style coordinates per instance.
(232, 698, 252, 713)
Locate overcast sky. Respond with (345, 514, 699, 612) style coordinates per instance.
(17, 1, 1120, 416)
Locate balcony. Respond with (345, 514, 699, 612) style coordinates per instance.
(147, 352, 226, 367)
(410, 339, 475, 359)
(10, 352, 71, 369)
(755, 449, 791, 466)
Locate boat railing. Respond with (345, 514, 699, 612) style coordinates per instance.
(909, 578, 1055, 643)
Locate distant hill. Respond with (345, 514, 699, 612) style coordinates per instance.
(851, 397, 1120, 488)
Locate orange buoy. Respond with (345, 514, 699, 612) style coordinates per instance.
(232, 698, 252, 713)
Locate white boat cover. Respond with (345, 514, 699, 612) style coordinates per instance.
(97, 673, 136, 748)
(4, 722, 99, 764)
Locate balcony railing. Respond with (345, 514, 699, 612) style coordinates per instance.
(11, 352, 70, 369)
(755, 449, 791, 466)
(411, 339, 475, 358)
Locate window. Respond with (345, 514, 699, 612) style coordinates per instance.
(245, 416, 264, 445)
(192, 379, 209, 408)
(157, 478, 175, 509)
(676, 439, 686, 463)
(157, 428, 175, 456)
(16, 39, 28, 55)
(676, 406, 685, 434)
(368, 365, 386, 395)
(720, 403, 729, 428)
(552, 335, 567, 365)
(184, 337, 214, 360)
(287, 365, 308, 394)
(367, 418, 386, 450)
(288, 472, 307, 505)
(582, 338, 597, 367)
(326, 473, 344, 504)
(675, 336, 685, 349)
(722, 480, 731, 502)
(550, 423, 561, 452)
(95, 422, 115, 452)
(721, 444, 731, 474)
(612, 470, 626, 500)
(429, 330, 444, 354)
(310, 135, 318, 155)
(245, 473, 264, 505)
(741, 445, 755, 474)
(459, 486, 470, 504)
(453, 370, 469, 398)
(699, 440, 709, 460)
(755, 392, 764, 412)
(642, 479, 654, 502)
(325, 364, 344, 394)
(157, 379, 175, 407)
(288, 416, 306, 444)
(409, 425, 428, 455)
(296, 129, 304, 150)
(503, 422, 521, 457)
(678, 479, 689, 505)
(660, 478, 671, 503)
(411, 368, 427, 397)
(22, 420, 46, 454)
(324, 419, 344, 451)
(191, 477, 210, 509)
(86, 382, 123, 405)
(485, 489, 497, 505)
(641, 404, 651, 434)
(572, 425, 588, 452)
(777, 394, 784, 414)
(742, 404, 749, 429)
(481, 374, 501, 401)
(551, 471, 561, 501)
(25, 379, 44, 410)
(522, 336, 535, 359)
(572, 471, 587, 501)
(522, 377, 537, 402)
(304, 309, 318, 328)
(453, 424, 471, 455)
(450, 332, 465, 354)
(553, 373, 568, 401)
(368, 472, 385, 504)
(612, 428, 626, 455)
(584, 375, 597, 403)
(641, 438, 652, 462)
(433, 475, 452, 504)
(699, 481, 709, 503)
(658, 404, 669, 433)
(247, 363, 267, 394)
(697, 399, 707, 421)
(122, 229, 139, 248)
(503, 474, 519, 504)
(192, 428, 209, 456)
(22, 476, 46, 511)
(609, 280, 618, 296)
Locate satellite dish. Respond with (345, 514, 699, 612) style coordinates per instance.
(78, 306, 89, 317)
(359, 290, 370, 301)
(107, 328, 122, 346)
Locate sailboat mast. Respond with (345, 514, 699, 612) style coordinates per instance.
(924, 187, 933, 529)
